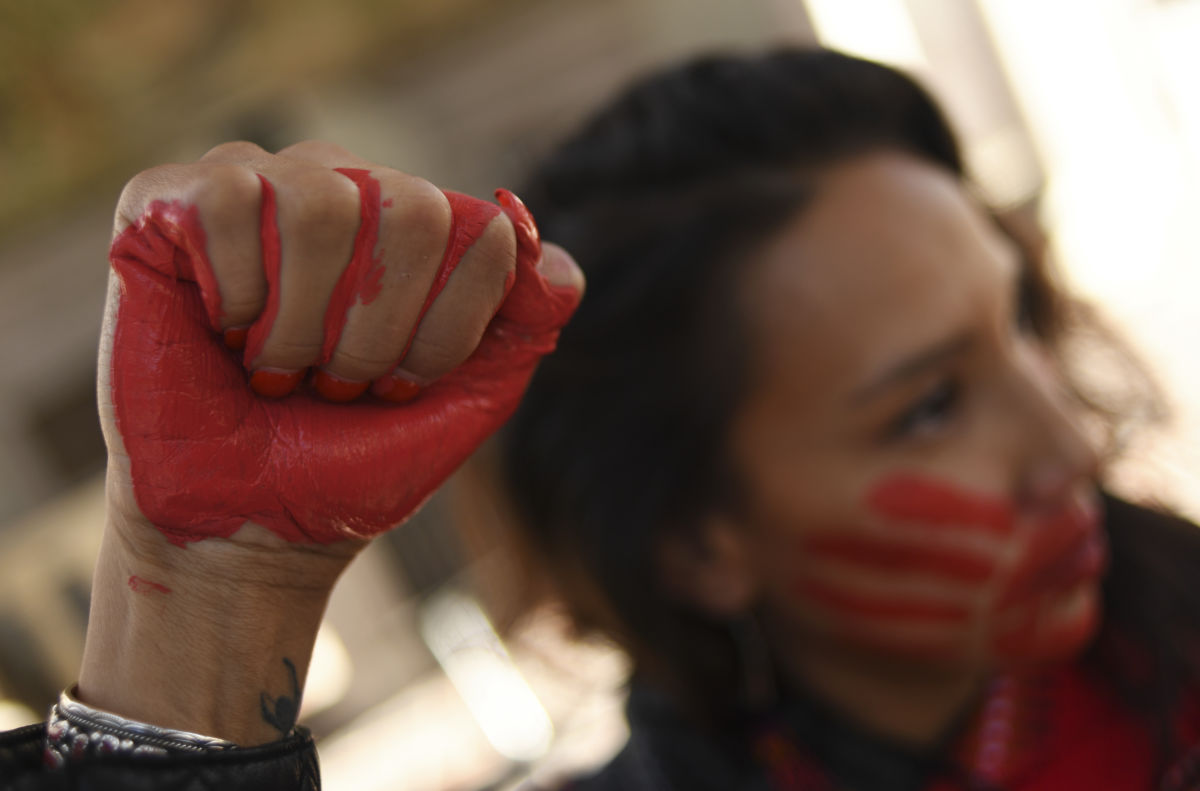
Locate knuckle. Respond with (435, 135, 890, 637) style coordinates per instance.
(200, 140, 267, 164)
(116, 162, 264, 234)
(188, 164, 263, 218)
(289, 169, 362, 234)
(114, 162, 208, 231)
(479, 215, 518, 265)
(115, 164, 188, 226)
(472, 215, 519, 277)
(389, 176, 452, 235)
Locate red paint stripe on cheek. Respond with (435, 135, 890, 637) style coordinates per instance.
(868, 475, 1015, 535)
(128, 575, 172, 595)
(801, 532, 997, 584)
(996, 510, 1105, 607)
(794, 578, 971, 623)
(990, 566, 1102, 663)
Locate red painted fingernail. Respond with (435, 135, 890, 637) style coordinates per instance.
(250, 368, 305, 398)
(313, 369, 370, 402)
(372, 373, 422, 403)
(223, 326, 249, 350)
(495, 188, 540, 251)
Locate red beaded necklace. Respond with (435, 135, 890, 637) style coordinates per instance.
(750, 673, 1052, 791)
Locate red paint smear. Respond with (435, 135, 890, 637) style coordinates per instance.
(110, 202, 224, 329)
(990, 592, 1100, 662)
(795, 578, 971, 623)
(243, 175, 281, 368)
(388, 190, 501, 368)
(867, 474, 1015, 536)
(800, 532, 995, 584)
(494, 190, 540, 313)
(127, 575, 172, 595)
(108, 187, 580, 545)
(381, 198, 393, 208)
(320, 168, 386, 365)
(996, 507, 1106, 608)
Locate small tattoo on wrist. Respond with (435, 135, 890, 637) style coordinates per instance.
(260, 657, 302, 736)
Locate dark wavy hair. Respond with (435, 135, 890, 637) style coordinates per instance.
(500, 47, 1200, 761)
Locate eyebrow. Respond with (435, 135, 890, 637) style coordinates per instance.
(850, 332, 974, 404)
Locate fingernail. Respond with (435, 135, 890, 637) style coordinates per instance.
(223, 326, 249, 351)
(371, 372, 422, 403)
(250, 368, 305, 398)
(495, 188, 527, 212)
(495, 188, 540, 255)
(313, 369, 370, 402)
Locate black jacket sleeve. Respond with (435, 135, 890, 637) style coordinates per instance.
(0, 724, 320, 791)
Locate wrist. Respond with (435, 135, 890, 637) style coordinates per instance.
(78, 505, 359, 745)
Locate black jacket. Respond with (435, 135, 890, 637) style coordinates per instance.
(0, 724, 318, 791)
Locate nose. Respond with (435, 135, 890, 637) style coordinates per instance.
(1007, 345, 1100, 508)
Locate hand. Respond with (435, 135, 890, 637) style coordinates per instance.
(79, 141, 584, 744)
(101, 140, 583, 549)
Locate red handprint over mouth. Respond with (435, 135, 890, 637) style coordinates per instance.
(793, 474, 1107, 664)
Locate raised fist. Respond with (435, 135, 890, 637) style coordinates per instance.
(99, 141, 583, 547)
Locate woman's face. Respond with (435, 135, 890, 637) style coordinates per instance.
(723, 151, 1104, 673)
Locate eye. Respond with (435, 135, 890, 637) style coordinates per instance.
(888, 379, 962, 440)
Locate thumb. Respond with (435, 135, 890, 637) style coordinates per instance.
(495, 189, 585, 337)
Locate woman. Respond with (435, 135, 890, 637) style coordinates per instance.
(504, 49, 1200, 790)
(2, 48, 1199, 791)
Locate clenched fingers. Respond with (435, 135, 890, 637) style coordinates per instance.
(112, 140, 528, 401)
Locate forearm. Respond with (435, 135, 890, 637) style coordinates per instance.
(77, 502, 354, 746)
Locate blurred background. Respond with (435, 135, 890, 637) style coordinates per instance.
(1, 0, 1199, 788)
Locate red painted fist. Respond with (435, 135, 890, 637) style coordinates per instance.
(99, 142, 583, 546)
